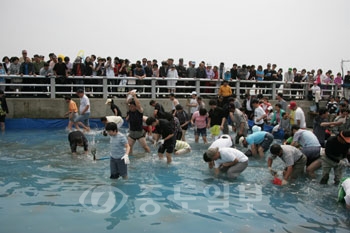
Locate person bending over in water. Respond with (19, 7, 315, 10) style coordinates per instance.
(68, 131, 88, 155)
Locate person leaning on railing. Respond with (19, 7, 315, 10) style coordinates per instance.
(20, 57, 35, 92)
(7, 57, 21, 94)
(53, 57, 68, 93)
(39, 62, 52, 93)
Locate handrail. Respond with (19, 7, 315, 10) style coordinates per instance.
(0, 75, 343, 100)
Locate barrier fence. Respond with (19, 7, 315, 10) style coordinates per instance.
(0, 75, 343, 100)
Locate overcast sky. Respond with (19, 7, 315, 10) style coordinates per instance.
(2, 0, 350, 73)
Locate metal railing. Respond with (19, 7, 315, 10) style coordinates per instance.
(0, 75, 343, 100)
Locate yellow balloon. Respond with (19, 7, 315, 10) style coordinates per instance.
(76, 50, 85, 59)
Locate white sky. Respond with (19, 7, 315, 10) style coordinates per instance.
(2, 0, 350, 73)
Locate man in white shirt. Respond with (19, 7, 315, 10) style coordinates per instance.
(252, 99, 266, 130)
(209, 134, 233, 148)
(101, 116, 124, 136)
(203, 134, 233, 168)
(74, 89, 91, 131)
(206, 147, 249, 179)
(289, 101, 306, 129)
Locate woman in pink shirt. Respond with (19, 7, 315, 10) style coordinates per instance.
(334, 72, 343, 87)
(191, 108, 209, 144)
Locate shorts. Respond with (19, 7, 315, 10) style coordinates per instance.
(110, 157, 127, 178)
(260, 133, 274, 152)
(128, 130, 145, 140)
(195, 127, 207, 137)
(69, 112, 78, 122)
(158, 137, 175, 154)
(0, 115, 5, 123)
(301, 146, 321, 166)
(74, 112, 90, 127)
(181, 125, 189, 130)
(291, 155, 307, 179)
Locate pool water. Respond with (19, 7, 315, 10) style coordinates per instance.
(0, 128, 350, 233)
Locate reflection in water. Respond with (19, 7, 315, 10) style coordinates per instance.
(0, 129, 349, 232)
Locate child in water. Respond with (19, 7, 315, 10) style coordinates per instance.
(105, 122, 130, 179)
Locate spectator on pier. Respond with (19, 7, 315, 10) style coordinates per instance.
(167, 64, 178, 93)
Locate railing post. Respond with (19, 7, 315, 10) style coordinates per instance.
(304, 83, 309, 100)
(271, 82, 276, 100)
(195, 79, 201, 95)
(151, 78, 156, 99)
(50, 76, 56, 99)
(235, 80, 240, 96)
(103, 76, 108, 99)
(334, 84, 339, 97)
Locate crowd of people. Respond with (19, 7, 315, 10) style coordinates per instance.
(1, 50, 350, 208)
(1, 50, 350, 100)
(66, 86, 349, 191)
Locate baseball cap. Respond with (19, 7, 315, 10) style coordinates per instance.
(340, 130, 350, 143)
(252, 125, 261, 133)
(191, 91, 197, 95)
(105, 99, 112, 104)
(289, 101, 297, 109)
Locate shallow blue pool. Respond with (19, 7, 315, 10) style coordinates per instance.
(0, 126, 349, 233)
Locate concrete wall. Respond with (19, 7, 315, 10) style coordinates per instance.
(6, 97, 325, 127)
(6, 98, 192, 119)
